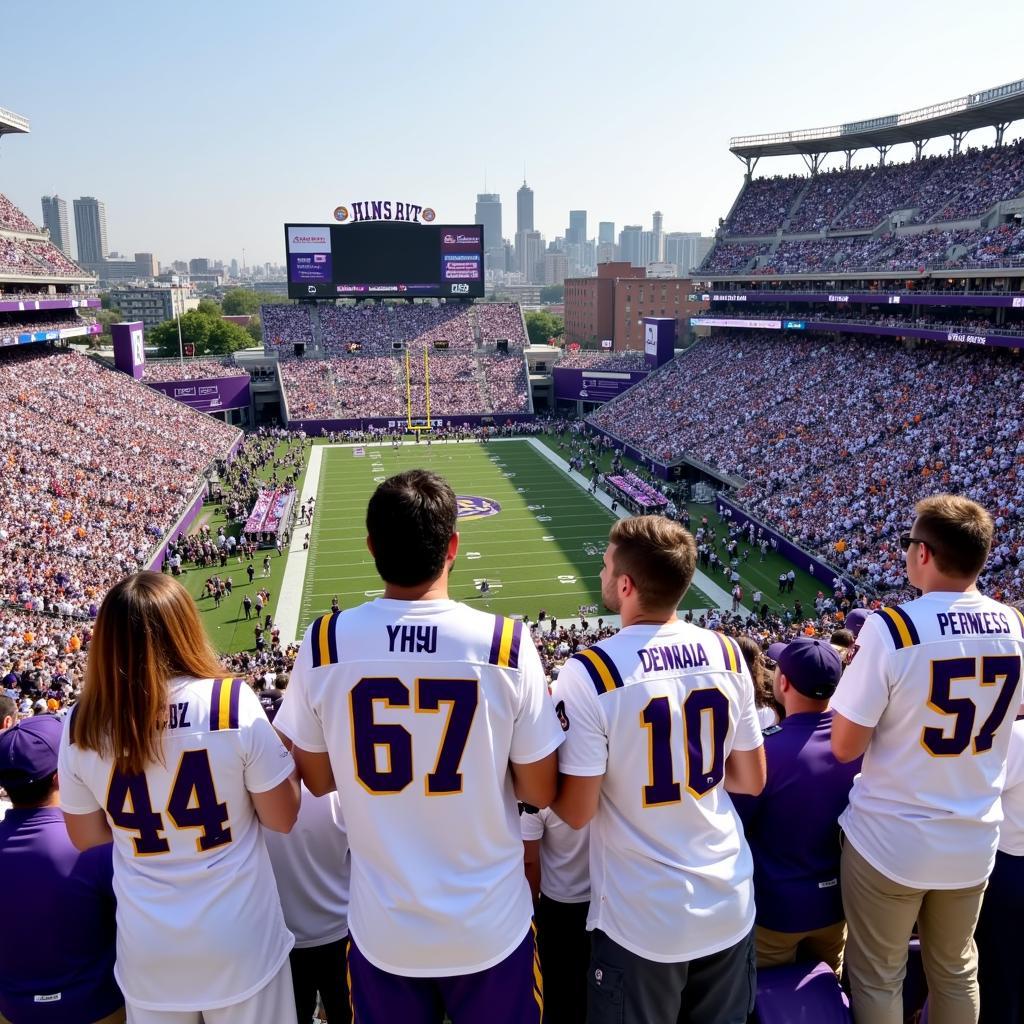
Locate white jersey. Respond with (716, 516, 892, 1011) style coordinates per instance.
(520, 806, 590, 903)
(264, 785, 350, 948)
(274, 600, 564, 977)
(999, 718, 1024, 856)
(58, 676, 295, 1011)
(831, 594, 1024, 888)
(556, 622, 763, 963)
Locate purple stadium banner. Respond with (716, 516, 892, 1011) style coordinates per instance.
(553, 367, 649, 402)
(111, 321, 146, 379)
(0, 297, 101, 314)
(643, 317, 676, 368)
(146, 375, 251, 412)
(715, 494, 853, 590)
(702, 290, 1024, 310)
(690, 317, 1024, 351)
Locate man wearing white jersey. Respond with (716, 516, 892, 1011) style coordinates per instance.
(831, 495, 1024, 1024)
(521, 801, 590, 1024)
(553, 515, 766, 1024)
(275, 469, 563, 1024)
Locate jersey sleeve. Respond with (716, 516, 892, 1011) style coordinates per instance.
(273, 627, 329, 754)
(829, 615, 893, 727)
(510, 638, 565, 765)
(553, 658, 608, 777)
(238, 683, 296, 794)
(731, 657, 764, 753)
(57, 712, 102, 815)
(520, 808, 545, 841)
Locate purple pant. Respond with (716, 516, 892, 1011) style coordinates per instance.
(347, 925, 542, 1024)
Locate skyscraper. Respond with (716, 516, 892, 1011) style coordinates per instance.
(475, 193, 503, 275)
(618, 225, 643, 267)
(652, 211, 664, 263)
(516, 180, 534, 233)
(567, 210, 587, 246)
(40, 195, 70, 256)
(73, 197, 108, 265)
(598, 221, 615, 245)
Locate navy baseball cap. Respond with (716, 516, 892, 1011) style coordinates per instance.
(844, 608, 870, 637)
(766, 637, 843, 700)
(0, 714, 62, 788)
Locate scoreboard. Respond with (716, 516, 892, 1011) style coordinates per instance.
(285, 222, 484, 300)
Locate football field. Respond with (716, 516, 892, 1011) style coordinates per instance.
(297, 439, 713, 633)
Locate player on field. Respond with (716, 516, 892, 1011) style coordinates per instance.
(276, 469, 564, 1024)
(58, 572, 301, 1024)
(831, 495, 1024, 1024)
(552, 515, 766, 1024)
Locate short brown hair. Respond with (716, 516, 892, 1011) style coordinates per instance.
(609, 516, 697, 610)
(913, 494, 993, 579)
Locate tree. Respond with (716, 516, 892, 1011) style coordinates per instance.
(148, 310, 212, 357)
(540, 284, 564, 304)
(221, 288, 289, 316)
(524, 310, 564, 346)
(197, 297, 222, 318)
(246, 316, 263, 346)
(206, 318, 252, 354)
(92, 308, 122, 349)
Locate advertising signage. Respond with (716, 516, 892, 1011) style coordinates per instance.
(284, 222, 484, 300)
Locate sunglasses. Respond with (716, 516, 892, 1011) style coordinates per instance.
(899, 533, 930, 553)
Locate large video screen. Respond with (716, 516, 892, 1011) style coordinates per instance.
(285, 223, 484, 300)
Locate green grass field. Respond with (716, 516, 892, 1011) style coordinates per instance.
(297, 440, 714, 633)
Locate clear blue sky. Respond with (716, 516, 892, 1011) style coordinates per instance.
(3, 0, 1023, 267)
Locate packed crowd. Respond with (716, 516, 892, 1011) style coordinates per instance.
(722, 139, 1024, 239)
(555, 350, 648, 370)
(474, 301, 528, 345)
(142, 358, 249, 382)
(698, 241, 769, 274)
(0, 346, 241, 619)
(318, 303, 475, 356)
(0, 192, 39, 234)
(0, 311, 97, 339)
(0, 606, 91, 708)
(723, 174, 806, 236)
(278, 350, 530, 420)
(0, 235, 88, 278)
(587, 330, 1024, 601)
(260, 303, 313, 348)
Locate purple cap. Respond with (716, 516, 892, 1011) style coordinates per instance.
(844, 608, 870, 637)
(0, 714, 62, 788)
(765, 637, 843, 700)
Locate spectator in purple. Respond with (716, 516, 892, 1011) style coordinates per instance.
(0, 715, 124, 1023)
(733, 637, 860, 975)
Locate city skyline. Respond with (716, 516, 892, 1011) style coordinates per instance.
(2, 0, 1023, 267)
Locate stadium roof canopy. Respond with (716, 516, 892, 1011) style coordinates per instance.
(730, 78, 1024, 172)
(0, 106, 30, 139)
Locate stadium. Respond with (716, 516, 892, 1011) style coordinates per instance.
(1, 70, 1024, 1023)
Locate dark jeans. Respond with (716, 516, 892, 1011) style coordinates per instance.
(587, 927, 756, 1024)
(536, 895, 590, 1024)
(290, 936, 350, 1023)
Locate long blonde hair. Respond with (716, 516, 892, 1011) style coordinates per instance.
(72, 571, 225, 775)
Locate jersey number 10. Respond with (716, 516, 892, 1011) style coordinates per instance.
(641, 689, 730, 806)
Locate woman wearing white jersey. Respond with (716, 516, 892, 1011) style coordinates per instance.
(58, 572, 301, 1024)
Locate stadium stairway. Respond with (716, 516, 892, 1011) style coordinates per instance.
(828, 174, 874, 231)
(308, 304, 323, 354)
(472, 358, 493, 413)
(468, 305, 482, 346)
(779, 177, 815, 233)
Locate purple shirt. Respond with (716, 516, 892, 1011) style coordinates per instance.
(0, 807, 122, 1023)
(734, 712, 861, 932)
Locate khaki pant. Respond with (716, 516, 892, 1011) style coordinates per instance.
(0, 1009, 124, 1024)
(755, 920, 848, 975)
(841, 841, 986, 1024)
